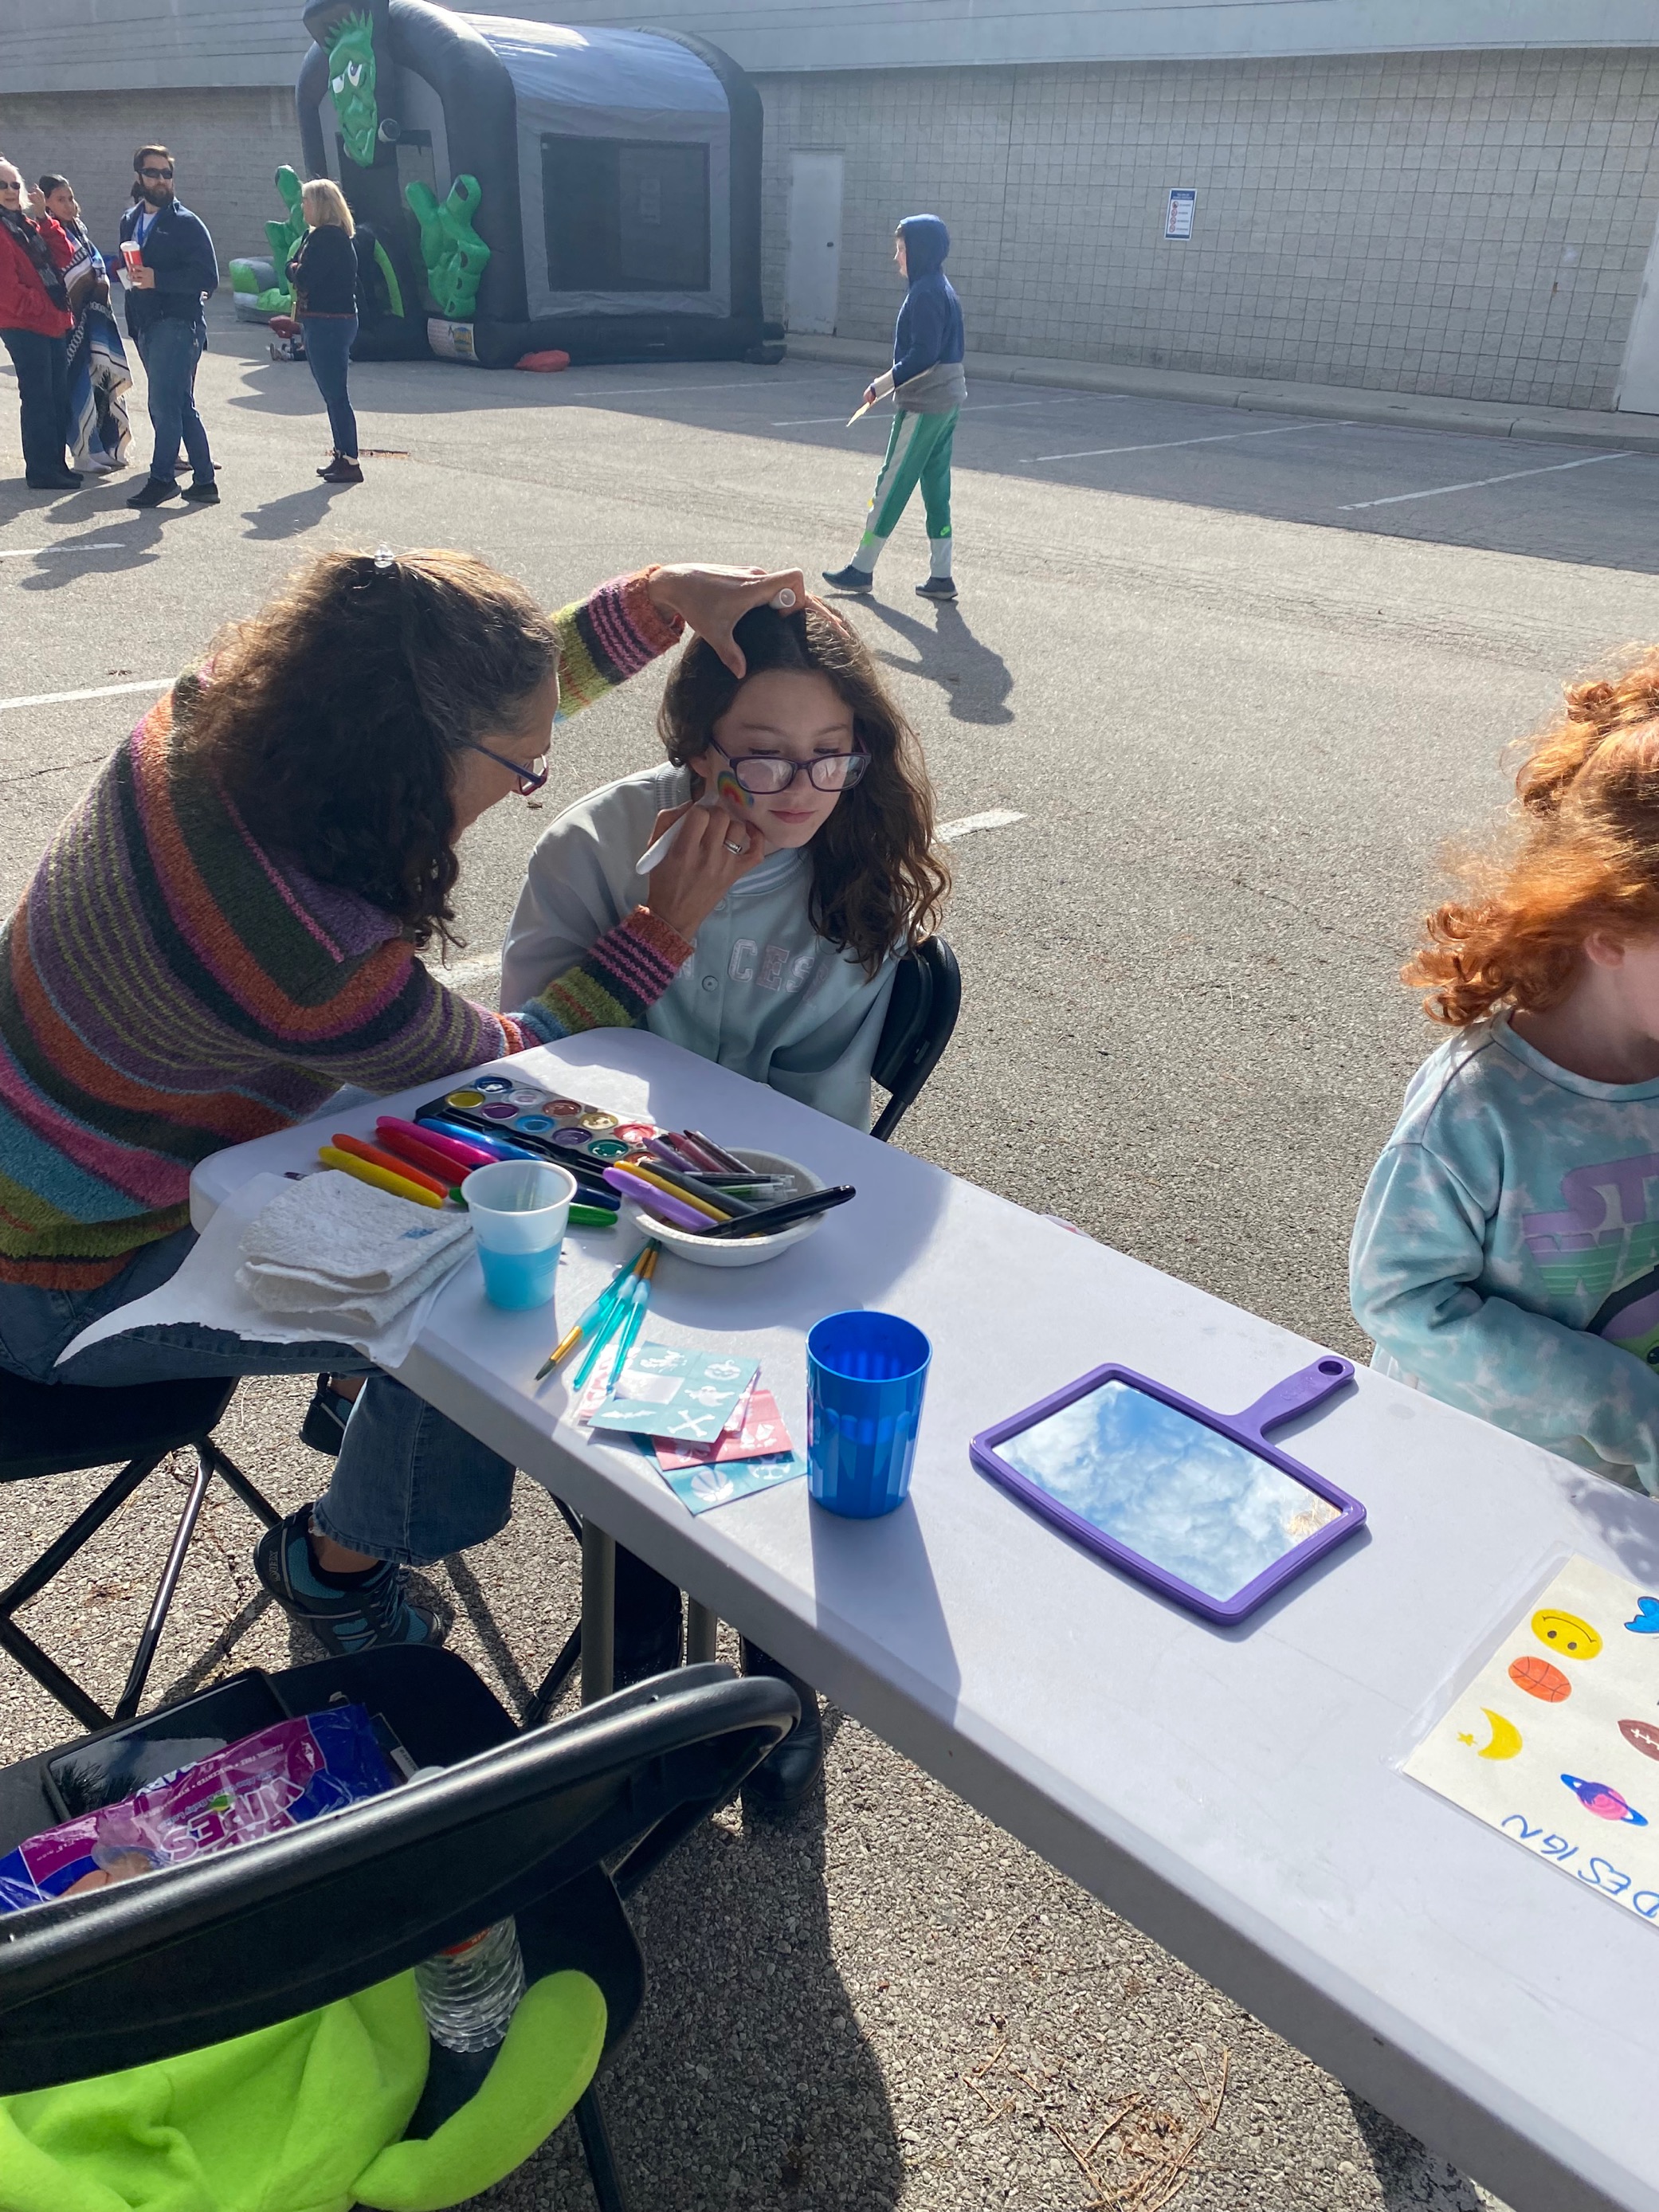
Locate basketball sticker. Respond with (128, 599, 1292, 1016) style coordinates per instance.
(1509, 1654, 1571, 1703)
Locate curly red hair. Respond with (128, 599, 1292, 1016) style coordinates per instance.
(1407, 648, 1659, 1026)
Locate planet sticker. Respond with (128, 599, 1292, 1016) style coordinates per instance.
(1530, 1609, 1602, 1661)
(1561, 1775, 1648, 1825)
(1508, 1654, 1571, 1703)
(1619, 1719, 1659, 1763)
(1457, 1709, 1522, 1759)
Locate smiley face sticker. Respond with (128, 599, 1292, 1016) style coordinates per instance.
(1530, 1608, 1603, 1661)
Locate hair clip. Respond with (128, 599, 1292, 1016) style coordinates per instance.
(374, 545, 396, 571)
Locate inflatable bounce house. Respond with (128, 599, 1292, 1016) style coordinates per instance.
(244, 0, 770, 367)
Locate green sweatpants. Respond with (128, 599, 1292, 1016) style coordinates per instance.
(856, 406, 958, 573)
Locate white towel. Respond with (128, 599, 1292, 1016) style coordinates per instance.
(237, 1171, 473, 1328)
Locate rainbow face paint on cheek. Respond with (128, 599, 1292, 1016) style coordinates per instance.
(716, 767, 754, 814)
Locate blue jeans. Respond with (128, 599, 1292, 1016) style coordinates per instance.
(300, 315, 359, 458)
(134, 315, 214, 485)
(1, 327, 69, 480)
(0, 1230, 515, 1567)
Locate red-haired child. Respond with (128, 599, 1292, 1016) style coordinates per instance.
(1351, 652, 1659, 1493)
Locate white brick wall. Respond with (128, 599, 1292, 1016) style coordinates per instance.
(760, 46, 1659, 408)
(6, 44, 1657, 408)
(0, 88, 300, 268)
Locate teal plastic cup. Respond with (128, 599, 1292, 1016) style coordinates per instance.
(806, 1310, 931, 1518)
(462, 1159, 575, 1311)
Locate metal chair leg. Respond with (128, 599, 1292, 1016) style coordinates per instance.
(580, 1523, 615, 1704)
(0, 1608, 109, 1731)
(198, 1441, 282, 1531)
(574, 2087, 630, 2212)
(112, 1445, 216, 1721)
(0, 1452, 163, 1616)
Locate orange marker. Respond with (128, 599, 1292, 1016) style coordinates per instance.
(317, 1145, 444, 1210)
(331, 1131, 451, 1199)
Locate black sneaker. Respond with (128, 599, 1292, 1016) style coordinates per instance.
(253, 1504, 437, 1656)
(181, 479, 220, 504)
(821, 563, 874, 594)
(127, 477, 179, 508)
(299, 1375, 355, 1456)
(916, 576, 957, 601)
(26, 471, 82, 490)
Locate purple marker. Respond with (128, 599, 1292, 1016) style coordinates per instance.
(602, 1166, 712, 1233)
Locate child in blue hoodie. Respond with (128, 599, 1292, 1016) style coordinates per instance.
(825, 214, 965, 602)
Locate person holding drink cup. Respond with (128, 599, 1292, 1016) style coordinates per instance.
(117, 146, 222, 508)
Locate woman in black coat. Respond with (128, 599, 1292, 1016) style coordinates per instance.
(287, 177, 362, 485)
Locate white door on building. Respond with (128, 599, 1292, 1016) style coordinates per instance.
(786, 151, 843, 335)
(1618, 216, 1659, 414)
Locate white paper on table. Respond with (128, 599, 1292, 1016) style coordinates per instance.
(57, 1172, 474, 1373)
(1402, 1554, 1659, 1927)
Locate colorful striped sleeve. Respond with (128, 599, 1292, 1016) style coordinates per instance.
(512, 908, 692, 1045)
(553, 570, 684, 721)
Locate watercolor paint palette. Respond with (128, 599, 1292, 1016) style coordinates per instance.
(418, 1078, 658, 1170)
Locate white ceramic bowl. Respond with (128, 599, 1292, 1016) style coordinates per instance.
(623, 1148, 826, 1270)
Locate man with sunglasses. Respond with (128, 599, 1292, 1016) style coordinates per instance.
(118, 145, 221, 508)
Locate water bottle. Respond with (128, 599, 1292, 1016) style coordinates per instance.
(414, 1918, 527, 2052)
(404, 1767, 526, 2053)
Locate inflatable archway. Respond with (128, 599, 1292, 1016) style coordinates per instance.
(294, 0, 768, 366)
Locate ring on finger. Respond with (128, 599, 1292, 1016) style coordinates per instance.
(724, 837, 746, 854)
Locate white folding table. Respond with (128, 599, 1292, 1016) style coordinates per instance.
(191, 1030, 1659, 2212)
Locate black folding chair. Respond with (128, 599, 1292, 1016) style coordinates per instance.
(0, 1649, 796, 2212)
(871, 935, 962, 1140)
(0, 1373, 281, 1732)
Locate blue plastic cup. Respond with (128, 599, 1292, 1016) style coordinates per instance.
(462, 1159, 575, 1312)
(806, 1310, 931, 1519)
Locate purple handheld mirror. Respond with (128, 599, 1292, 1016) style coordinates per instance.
(970, 1355, 1364, 1624)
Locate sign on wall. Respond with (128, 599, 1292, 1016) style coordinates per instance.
(1164, 188, 1195, 241)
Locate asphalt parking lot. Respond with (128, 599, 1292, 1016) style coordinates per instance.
(7, 314, 1657, 2208)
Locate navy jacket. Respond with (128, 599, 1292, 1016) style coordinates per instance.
(891, 214, 964, 388)
(119, 198, 218, 338)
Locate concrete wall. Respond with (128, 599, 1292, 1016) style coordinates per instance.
(3, 38, 1656, 410)
(761, 46, 1659, 409)
(0, 88, 299, 263)
(3, 0, 1657, 92)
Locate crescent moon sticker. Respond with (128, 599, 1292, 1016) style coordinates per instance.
(1476, 1708, 1523, 1759)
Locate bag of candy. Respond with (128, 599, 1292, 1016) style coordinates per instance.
(0, 1704, 397, 1916)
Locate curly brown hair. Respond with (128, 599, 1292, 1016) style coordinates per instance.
(1406, 647, 1659, 1026)
(657, 600, 949, 975)
(181, 548, 558, 950)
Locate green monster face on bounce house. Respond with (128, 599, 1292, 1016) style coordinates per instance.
(327, 11, 378, 167)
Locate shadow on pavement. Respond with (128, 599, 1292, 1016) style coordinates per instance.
(1348, 2093, 1503, 2211)
(240, 483, 355, 539)
(852, 596, 1014, 728)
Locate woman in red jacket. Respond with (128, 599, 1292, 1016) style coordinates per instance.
(0, 155, 80, 490)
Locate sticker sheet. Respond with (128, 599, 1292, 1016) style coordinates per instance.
(653, 1384, 794, 1471)
(645, 1440, 807, 1516)
(1404, 1555, 1659, 1925)
(588, 1343, 759, 1444)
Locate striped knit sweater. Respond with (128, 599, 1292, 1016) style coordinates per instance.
(0, 571, 694, 1289)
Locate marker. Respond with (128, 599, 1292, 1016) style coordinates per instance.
(331, 1131, 456, 1202)
(318, 1145, 444, 1210)
(626, 1155, 755, 1216)
(380, 1116, 496, 1172)
(624, 1160, 733, 1222)
(602, 1166, 714, 1233)
(700, 1184, 856, 1239)
(375, 1123, 484, 1189)
(662, 1130, 730, 1175)
(682, 1129, 752, 1175)
(569, 1203, 619, 1229)
(418, 1116, 541, 1162)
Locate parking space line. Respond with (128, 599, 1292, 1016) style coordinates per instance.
(1027, 421, 1353, 463)
(0, 543, 126, 561)
(939, 808, 1026, 841)
(0, 678, 172, 713)
(536, 378, 757, 402)
(774, 397, 1096, 426)
(1337, 450, 1634, 510)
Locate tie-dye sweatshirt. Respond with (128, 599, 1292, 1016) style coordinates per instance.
(0, 571, 692, 1289)
(1350, 1012, 1659, 1494)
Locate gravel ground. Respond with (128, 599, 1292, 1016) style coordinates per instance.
(4, 312, 1643, 2206)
